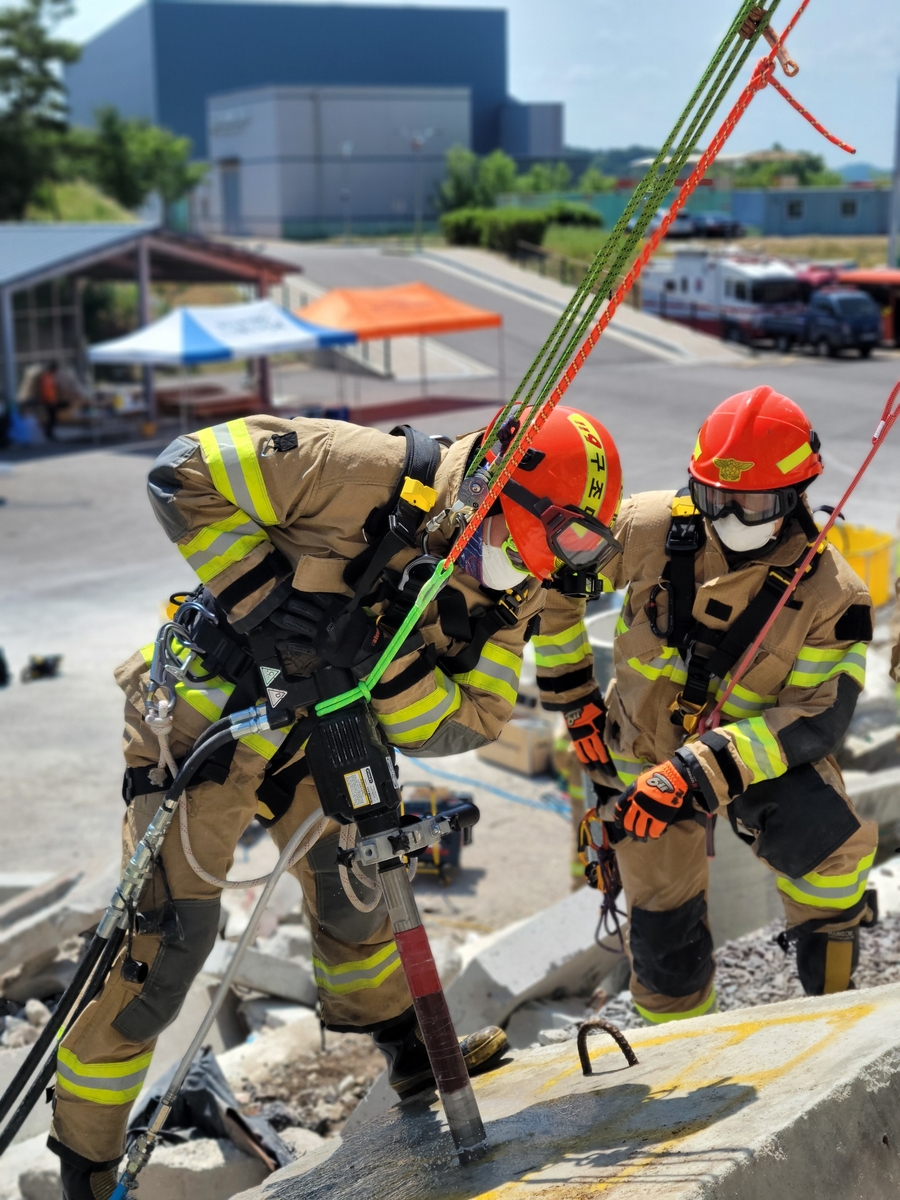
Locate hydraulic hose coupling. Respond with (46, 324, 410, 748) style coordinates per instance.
(228, 703, 272, 739)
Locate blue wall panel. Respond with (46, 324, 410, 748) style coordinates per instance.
(66, 3, 157, 128)
(149, 0, 506, 156)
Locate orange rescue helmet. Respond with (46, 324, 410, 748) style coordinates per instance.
(689, 386, 823, 492)
(484, 405, 623, 580)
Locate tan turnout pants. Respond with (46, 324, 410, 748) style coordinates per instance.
(615, 757, 878, 1023)
(50, 702, 410, 1165)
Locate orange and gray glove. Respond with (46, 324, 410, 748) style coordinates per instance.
(614, 754, 703, 841)
(564, 689, 612, 769)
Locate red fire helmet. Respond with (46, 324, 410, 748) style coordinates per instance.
(689, 386, 823, 492)
(484, 405, 623, 580)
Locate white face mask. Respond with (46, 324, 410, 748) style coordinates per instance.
(480, 517, 531, 591)
(712, 513, 778, 553)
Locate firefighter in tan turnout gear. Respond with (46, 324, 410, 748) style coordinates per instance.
(48, 406, 624, 1199)
(587, 386, 877, 1026)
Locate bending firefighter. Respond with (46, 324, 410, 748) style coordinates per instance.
(581, 386, 877, 1024)
(48, 407, 623, 1198)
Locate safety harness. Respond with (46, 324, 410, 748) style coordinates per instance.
(647, 489, 824, 735)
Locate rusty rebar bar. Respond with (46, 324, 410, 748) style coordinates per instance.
(577, 1019, 639, 1076)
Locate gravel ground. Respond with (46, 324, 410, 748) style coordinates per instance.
(238, 1032, 385, 1138)
(594, 912, 900, 1033)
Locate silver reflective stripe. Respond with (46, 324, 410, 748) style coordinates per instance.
(56, 1061, 150, 1094)
(381, 683, 459, 737)
(210, 423, 267, 526)
(778, 869, 872, 902)
(183, 518, 262, 573)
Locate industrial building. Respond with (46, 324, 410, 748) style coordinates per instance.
(65, 0, 565, 235)
(199, 85, 470, 238)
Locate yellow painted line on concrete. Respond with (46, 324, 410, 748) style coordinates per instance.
(470, 1003, 875, 1200)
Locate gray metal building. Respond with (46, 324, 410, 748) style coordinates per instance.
(199, 86, 472, 238)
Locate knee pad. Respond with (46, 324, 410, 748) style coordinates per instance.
(795, 926, 859, 996)
(629, 892, 713, 999)
(306, 832, 388, 945)
(113, 899, 220, 1043)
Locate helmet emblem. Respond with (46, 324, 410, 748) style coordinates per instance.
(713, 457, 754, 483)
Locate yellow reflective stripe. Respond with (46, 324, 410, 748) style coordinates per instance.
(626, 646, 687, 685)
(777, 850, 876, 910)
(728, 717, 785, 784)
(376, 673, 461, 746)
(614, 613, 629, 636)
(635, 989, 717, 1025)
(714, 679, 776, 719)
(777, 441, 813, 475)
(196, 426, 235, 504)
(197, 421, 278, 526)
(451, 642, 521, 707)
(179, 511, 268, 584)
(312, 943, 402, 994)
(239, 727, 288, 761)
(226, 418, 278, 526)
(56, 1047, 153, 1106)
(787, 643, 867, 690)
(609, 750, 647, 787)
(533, 620, 592, 668)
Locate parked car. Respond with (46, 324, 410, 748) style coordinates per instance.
(692, 211, 744, 239)
(805, 289, 882, 357)
(626, 207, 696, 238)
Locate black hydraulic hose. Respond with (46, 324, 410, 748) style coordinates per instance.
(0, 933, 108, 1127)
(190, 717, 233, 753)
(0, 929, 125, 1155)
(164, 728, 235, 803)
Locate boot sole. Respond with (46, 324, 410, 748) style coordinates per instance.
(392, 1028, 509, 1097)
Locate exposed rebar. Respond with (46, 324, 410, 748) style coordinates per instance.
(577, 1019, 639, 1076)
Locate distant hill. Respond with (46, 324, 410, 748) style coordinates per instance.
(838, 161, 890, 183)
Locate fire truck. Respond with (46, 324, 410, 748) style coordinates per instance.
(641, 247, 806, 346)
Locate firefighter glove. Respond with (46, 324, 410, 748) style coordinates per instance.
(614, 757, 696, 841)
(564, 689, 611, 768)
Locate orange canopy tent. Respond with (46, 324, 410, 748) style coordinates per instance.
(296, 281, 502, 340)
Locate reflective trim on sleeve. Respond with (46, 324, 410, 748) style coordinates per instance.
(196, 420, 279, 527)
(375, 673, 462, 746)
(626, 645, 687, 686)
(56, 1047, 153, 1106)
(451, 642, 521, 707)
(312, 943, 401, 995)
(533, 620, 592, 669)
(239, 727, 289, 761)
(614, 613, 629, 636)
(777, 850, 876, 910)
(714, 679, 777, 720)
(179, 510, 268, 584)
(727, 717, 786, 784)
(786, 643, 867, 691)
(634, 989, 717, 1025)
(609, 750, 648, 787)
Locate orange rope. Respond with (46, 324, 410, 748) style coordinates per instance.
(445, 0, 854, 569)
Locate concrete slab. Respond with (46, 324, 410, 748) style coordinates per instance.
(844, 766, 900, 825)
(233, 982, 900, 1200)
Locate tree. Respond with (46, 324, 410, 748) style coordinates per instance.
(0, 0, 79, 219)
(474, 150, 517, 206)
(577, 167, 615, 194)
(437, 146, 517, 211)
(515, 161, 572, 194)
(89, 106, 206, 210)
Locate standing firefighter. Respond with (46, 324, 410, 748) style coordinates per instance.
(586, 386, 876, 1024)
(48, 408, 623, 1199)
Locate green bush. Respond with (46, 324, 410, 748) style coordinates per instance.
(440, 206, 552, 254)
(544, 201, 603, 228)
(480, 207, 551, 254)
(439, 207, 484, 245)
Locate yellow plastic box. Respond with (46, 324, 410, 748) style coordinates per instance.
(825, 523, 895, 608)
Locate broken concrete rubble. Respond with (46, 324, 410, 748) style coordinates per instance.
(445, 885, 622, 1034)
(843, 765, 900, 825)
(839, 723, 900, 773)
(233, 982, 900, 1200)
(202, 940, 317, 1007)
(137, 1138, 268, 1200)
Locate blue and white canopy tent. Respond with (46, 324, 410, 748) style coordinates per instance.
(88, 299, 356, 414)
(88, 299, 355, 365)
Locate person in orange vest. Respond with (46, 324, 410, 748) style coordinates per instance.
(37, 361, 60, 440)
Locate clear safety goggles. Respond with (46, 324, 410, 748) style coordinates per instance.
(503, 479, 623, 570)
(689, 479, 799, 527)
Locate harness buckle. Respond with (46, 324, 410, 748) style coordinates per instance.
(495, 585, 529, 628)
(669, 692, 706, 734)
(646, 579, 675, 639)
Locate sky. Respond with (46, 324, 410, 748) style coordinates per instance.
(58, 0, 900, 168)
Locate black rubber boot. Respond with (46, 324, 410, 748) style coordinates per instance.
(372, 1006, 508, 1097)
(48, 1139, 119, 1200)
(795, 926, 859, 995)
